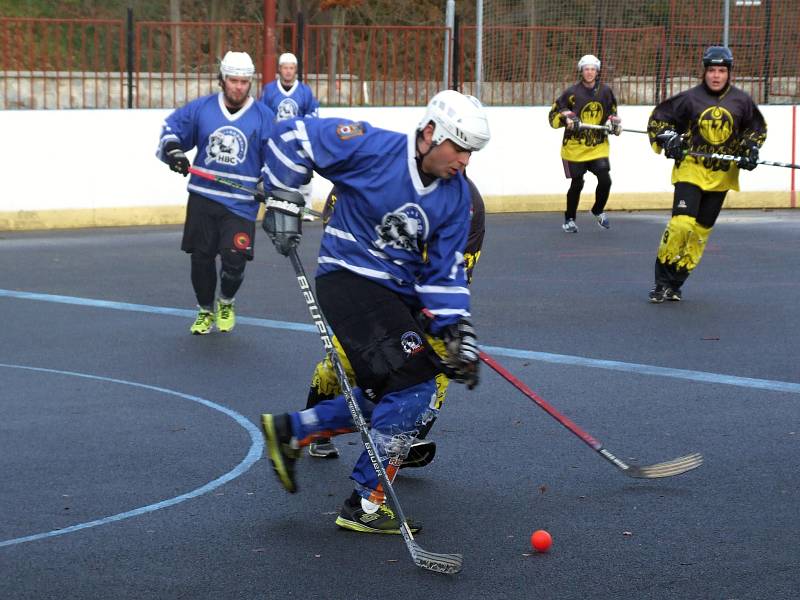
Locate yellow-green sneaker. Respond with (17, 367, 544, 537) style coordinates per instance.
(216, 299, 236, 333)
(261, 413, 301, 493)
(335, 496, 422, 534)
(190, 310, 215, 335)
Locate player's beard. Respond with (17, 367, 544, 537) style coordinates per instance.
(223, 82, 251, 110)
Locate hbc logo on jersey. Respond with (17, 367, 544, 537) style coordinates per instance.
(205, 126, 248, 166)
(276, 98, 300, 121)
(374, 203, 430, 252)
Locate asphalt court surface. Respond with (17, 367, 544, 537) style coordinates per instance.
(1, 210, 799, 599)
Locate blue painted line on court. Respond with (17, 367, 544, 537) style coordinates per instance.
(2, 288, 799, 396)
(0, 363, 263, 549)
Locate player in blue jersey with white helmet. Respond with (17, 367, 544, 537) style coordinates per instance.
(259, 90, 490, 534)
(259, 52, 319, 121)
(259, 52, 320, 217)
(156, 51, 276, 334)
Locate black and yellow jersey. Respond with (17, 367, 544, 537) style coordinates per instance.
(648, 83, 767, 192)
(548, 82, 618, 162)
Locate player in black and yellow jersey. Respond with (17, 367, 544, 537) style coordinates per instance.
(647, 46, 767, 303)
(549, 54, 621, 233)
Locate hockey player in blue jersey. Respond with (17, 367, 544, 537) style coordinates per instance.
(156, 51, 276, 334)
(259, 52, 319, 121)
(259, 89, 490, 534)
(259, 52, 320, 217)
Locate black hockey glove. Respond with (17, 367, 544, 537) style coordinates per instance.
(254, 177, 266, 203)
(441, 318, 480, 390)
(164, 141, 190, 177)
(561, 111, 581, 130)
(738, 142, 759, 171)
(262, 189, 305, 256)
(657, 130, 687, 161)
(606, 116, 623, 136)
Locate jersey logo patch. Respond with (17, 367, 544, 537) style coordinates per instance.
(400, 331, 425, 358)
(276, 98, 300, 121)
(233, 232, 251, 250)
(698, 106, 733, 145)
(336, 122, 365, 140)
(374, 203, 429, 252)
(205, 126, 248, 166)
(580, 101, 604, 125)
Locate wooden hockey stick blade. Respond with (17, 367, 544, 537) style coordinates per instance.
(621, 452, 704, 479)
(410, 542, 463, 574)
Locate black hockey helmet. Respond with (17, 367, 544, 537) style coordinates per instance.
(702, 46, 733, 69)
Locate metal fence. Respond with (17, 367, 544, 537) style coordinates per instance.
(1, 9, 798, 110)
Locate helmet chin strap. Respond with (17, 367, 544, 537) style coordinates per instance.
(415, 131, 439, 185)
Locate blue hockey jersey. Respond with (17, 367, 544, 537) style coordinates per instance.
(263, 117, 472, 332)
(259, 79, 320, 121)
(156, 93, 276, 221)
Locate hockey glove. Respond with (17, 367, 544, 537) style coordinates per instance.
(606, 116, 623, 136)
(254, 177, 266, 203)
(442, 318, 480, 390)
(657, 130, 687, 161)
(262, 189, 305, 256)
(561, 111, 581, 130)
(164, 142, 190, 177)
(738, 142, 759, 171)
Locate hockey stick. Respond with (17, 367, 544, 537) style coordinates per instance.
(286, 247, 463, 574)
(186, 166, 323, 217)
(579, 123, 648, 135)
(479, 351, 703, 479)
(686, 151, 800, 170)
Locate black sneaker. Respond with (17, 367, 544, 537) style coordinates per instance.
(335, 497, 422, 535)
(261, 413, 301, 493)
(663, 287, 682, 301)
(649, 285, 666, 303)
(400, 439, 436, 469)
(308, 437, 339, 458)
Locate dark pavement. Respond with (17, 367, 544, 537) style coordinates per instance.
(1, 209, 798, 599)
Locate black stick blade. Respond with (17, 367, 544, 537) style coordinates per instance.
(624, 452, 704, 479)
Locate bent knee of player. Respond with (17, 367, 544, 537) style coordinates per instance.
(657, 214, 697, 265)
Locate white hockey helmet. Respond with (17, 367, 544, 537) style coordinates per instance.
(578, 54, 601, 72)
(417, 90, 491, 152)
(220, 51, 255, 78)
(278, 52, 298, 66)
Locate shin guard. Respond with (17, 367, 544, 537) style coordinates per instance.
(656, 215, 711, 272)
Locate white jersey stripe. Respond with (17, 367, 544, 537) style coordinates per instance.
(324, 226, 357, 242)
(317, 256, 396, 281)
(268, 138, 308, 174)
(415, 285, 470, 295)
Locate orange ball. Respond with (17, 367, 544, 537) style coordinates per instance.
(530, 529, 552, 552)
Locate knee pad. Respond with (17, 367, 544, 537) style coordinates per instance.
(684, 221, 712, 272)
(310, 336, 354, 398)
(220, 249, 246, 278)
(657, 215, 711, 272)
(426, 334, 451, 410)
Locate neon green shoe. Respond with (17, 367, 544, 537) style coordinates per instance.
(335, 497, 422, 534)
(261, 413, 301, 493)
(190, 310, 215, 335)
(216, 299, 236, 332)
